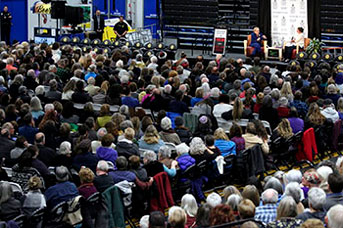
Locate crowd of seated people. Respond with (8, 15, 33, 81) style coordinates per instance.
(0, 39, 343, 227)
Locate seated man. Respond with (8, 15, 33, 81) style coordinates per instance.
(254, 188, 278, 224)
(44, 166, 79, 209)
(250, 27, 267, 57)
(93, 160, 114, 193)
(296, 187, 326, 222)
(324, 172, 343, 211)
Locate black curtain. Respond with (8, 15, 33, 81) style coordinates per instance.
(308, 0, 321, 39)
(258, 0, 271, 45)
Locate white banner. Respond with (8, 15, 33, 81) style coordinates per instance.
(271, 0, 308, 46)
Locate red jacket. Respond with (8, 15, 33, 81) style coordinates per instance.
(150, 172, 174, 212)
(296, 128, 318, 162)
(277, 107, 290, 118)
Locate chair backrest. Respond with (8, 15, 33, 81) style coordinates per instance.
(49, 201, 68, 224)
(3, 167, 13, 177)
(30, 207, 45, 225)
(181, 164, 196, 180)
(86, 192, 101, 205)
(11, 166, 45, 191)
(13, 214, 25, 228)
(224, 154, 236, 167)
(247, 34, 252, 46)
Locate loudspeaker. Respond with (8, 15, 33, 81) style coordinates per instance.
(51, 0, 66, 19)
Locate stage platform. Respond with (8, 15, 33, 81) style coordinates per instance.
(175, 48, 289, 71)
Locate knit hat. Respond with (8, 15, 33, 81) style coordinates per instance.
(175, 143, 189, 155)
(210, 87, 221, 98)
(327, 84, 338, 94)
(161, 117, 172, 130)
(199, 115, 208, 124)
(263, 86, 272, 95)
(304, 172, 321, 185)
(174, 116, 184, 127)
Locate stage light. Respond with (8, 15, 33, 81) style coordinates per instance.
(103, 39, 111, 46)
(92, 39, 101, 45)
(81, 38, 91, 45)
(82, 46, 87, 52)
(168, 44, 176, 50)
(307, 60, 317, 69)
(336, 54, 343, 62)
(134, 42, 142, 48)
(157, 50, 167, 59)
(61, 36, 70, 43)
(93, 47, 99, 53)
(157, 43, 164, 49)
(289, 60, 300, 66)
(72, 46, 80, 51)
(114, 40, 120, 47)
(297, 51, 307, 60)
(144, 50, 153, 57)
(125, 41, 131, 47)
(145, 42, 153, 49)
(72, 37, 80, 44)
(310, 53, 320, 60)
(323, 53, 333, 61)
(103, 48, 111, 54)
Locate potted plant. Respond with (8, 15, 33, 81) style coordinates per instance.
(306, 38, 325, 55)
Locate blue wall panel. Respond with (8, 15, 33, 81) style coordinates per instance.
(144, 0, 159, 39)
(1, 0, 27, 43)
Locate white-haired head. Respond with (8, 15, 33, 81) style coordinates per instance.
(181, 194, 198, 217)
(317, 166, 333, 182)
(206, 193, 222, 208)
(327, 204, 343, 228)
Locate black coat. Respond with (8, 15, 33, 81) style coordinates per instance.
(0, 135, 15, 161)
(175, 127, 192, 144)
(93, 15, 104, 32)
(115, 141, 139, 159)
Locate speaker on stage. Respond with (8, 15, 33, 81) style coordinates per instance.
(51, 0, 66, 19)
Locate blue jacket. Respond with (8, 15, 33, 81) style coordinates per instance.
(214, 139, 236, 157)
(138, 138, 165, 154)
(96, 147, 118, 168)
(18, 125, 39, 144)
(109, 170, 136, 184)
(44, 181, 79, 209)
(177, 153, 195, 172)
(84, 72, 97, 81)
(72, 152, 99, 173)
(121, 96, 139, 108)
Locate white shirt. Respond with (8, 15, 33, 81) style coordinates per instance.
(295, 33, 305, 47)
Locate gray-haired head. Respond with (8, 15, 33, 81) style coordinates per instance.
(264, 177, 283, 195)
(55, 166, 69, 182)
(226, 194, 242, 211)
(283, 169, 302, 185)
(44, 103, 55, 112)
(120, 120, 133, 131)
(97, 127, 108, 140)
(158, 145, 171, 160)
(97, 160, 109, 172)
(284, 182, 302, 204)
(35, 85, 45, 96)
(308, 187, 326, 211)
(143, 150, 157, 163)
(0, 76, 4, 85)
(277, 196, 298, 220)
(327, 204, 343, 228)
(0, 181, 13, 204)
(261, 188, 278, 204)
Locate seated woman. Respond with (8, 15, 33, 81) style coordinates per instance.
(193, 115, 214, 140)
(176, 143, 195, 173)
(277, 97, 290, 118)
(78, 167, 98, 200)
(159, 117, 181, 145)
(139, 125, 165, 154)
(191, 87, 204, 107)
(158, 146, 178, 178)
(0, 181, 21, 221)
(96, 104, 112, 129)
(222, 97, 253, 121)
(21, 177, 46, 216)
(229, 123, 245, 153)
(213, 128, 236, 157)
(129, 155, 149, 182)
(242, 122, 269, 155)
(181, 194, 198, 228)
(288, 107, 304, 133)
(96, 133, 118, 168)
(249, 27, 267, 57)
(304, 103, 327, 130)
(271, 119, 294, 142)
(189, 137, 218, 164)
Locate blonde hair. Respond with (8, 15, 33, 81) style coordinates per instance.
(79, 167, 95, 184)
(280, 82, 293, 98)
(214, 128, 229, 140)
(124, 127, 135, 140)
(28, 176, 43, 190)
(276, 196, 298, 220)
(232, 97, 244, 121)
(308, 103, 326, 125)
(100, 81, 109, 93)
(300, 219, 325, 228)
(277, 119, 294, 139)
(143, 125, 160, 144)
(168, 206, 187, 228)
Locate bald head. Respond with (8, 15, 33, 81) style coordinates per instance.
(35, 132, 45, 145)
(261, 188, 278, 204)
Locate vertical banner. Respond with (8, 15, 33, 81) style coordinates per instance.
(271, 0, 308, 46)
(212, 28, 227, 55)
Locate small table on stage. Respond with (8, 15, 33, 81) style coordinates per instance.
(265, 46, 283, 61)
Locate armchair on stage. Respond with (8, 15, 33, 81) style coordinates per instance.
(243, 34, 267, 57)
(290, 37, 311, 59)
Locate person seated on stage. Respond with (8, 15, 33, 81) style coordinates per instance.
(114, 16, 128, 39)
(284, 27, 305, 62)
(250, 27, 267, 57)
(93, 10, 104, 40)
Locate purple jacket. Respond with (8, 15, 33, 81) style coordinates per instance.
(177, 154, 195, 172)
(96, 147, 118, 168)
